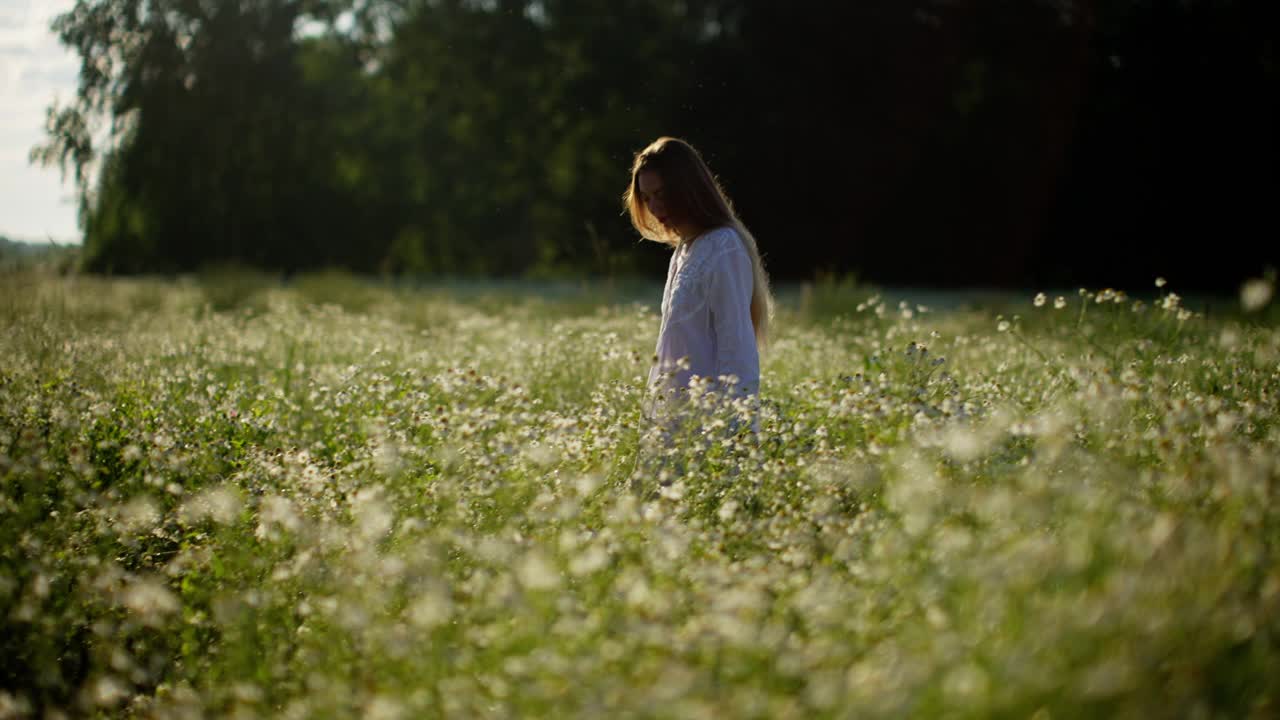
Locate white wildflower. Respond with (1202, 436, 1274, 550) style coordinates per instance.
(365, 697, 405, 720)
(85, 676, 129, 707)
(568, 546, 610, 576)
(943, 663, 989, 702)
(180, 484, 242, 525)
(1240, 277, 1274, 312)
(939, 426, 987, 463)
(407, 588, 453, 630)
(516, 551, 560, 591)
(256, 494, 302, 540)
(116, 496, 160, 533)
(353, 488, 394, 542)
(0, 691, 32, 718)
(122, 577, 180, 622)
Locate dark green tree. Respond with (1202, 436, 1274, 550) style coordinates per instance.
(33, 0, 359, 273)
(31, 0, 1277, 287)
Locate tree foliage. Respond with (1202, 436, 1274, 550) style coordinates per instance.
(34, 0, 1279, 287)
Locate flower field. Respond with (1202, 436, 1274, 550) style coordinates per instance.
(1, 271, 1277, 718)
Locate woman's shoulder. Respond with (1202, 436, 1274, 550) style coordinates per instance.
(693, 225, 742, 254)
(678, 226, 743, 279)
(709, 224, 740, 241)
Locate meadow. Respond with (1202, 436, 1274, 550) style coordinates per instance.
(1, 269, 1277, 719)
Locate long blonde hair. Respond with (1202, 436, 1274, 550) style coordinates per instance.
(623, 136, 774, 349)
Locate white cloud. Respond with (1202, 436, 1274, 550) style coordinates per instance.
(0, 0, 81, 242)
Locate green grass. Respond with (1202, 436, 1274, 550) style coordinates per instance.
(1, 268, 1277, 718)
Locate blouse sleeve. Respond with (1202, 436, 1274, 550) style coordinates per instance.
(708, 234, 760, 398)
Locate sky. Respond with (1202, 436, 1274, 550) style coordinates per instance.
(0, 0, 80, 244)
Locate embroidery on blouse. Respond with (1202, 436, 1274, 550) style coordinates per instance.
(665, 227, 740, 327)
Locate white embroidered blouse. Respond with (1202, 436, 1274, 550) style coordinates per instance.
(646, 225, 760, 412)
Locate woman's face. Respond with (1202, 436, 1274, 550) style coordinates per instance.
(636, 170, 674, 229)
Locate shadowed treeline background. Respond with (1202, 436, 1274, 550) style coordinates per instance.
(33, 0, 1279, 291)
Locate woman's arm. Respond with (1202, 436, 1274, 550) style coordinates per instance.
(708, 235, 760, 399)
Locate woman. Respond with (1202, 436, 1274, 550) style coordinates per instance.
(623, 136, 773, 441)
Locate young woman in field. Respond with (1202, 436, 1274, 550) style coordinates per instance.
(624, 136, 773, 440)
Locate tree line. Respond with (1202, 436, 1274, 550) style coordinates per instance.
(35, 0, 1279, 290)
